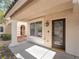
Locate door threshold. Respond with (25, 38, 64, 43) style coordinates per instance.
(52, 48, 65, 52)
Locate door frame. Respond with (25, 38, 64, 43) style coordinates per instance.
(52, 18, 66, 50)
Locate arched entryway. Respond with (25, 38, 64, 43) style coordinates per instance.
(20, 25, 25, 36)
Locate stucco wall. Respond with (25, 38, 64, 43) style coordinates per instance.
(42, 5, 79, 57)
(27, 8, 73, 48)
(17, 21, 27, 36)
(43, 9, 72, 48)
(5, 24, 11, 34)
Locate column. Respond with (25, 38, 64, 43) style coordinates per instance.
(9, 20, 17, 46)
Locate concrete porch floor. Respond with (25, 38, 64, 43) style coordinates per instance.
(54, 51, 79, 59)
(9, 41, 79, 59)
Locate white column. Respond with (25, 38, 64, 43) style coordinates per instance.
(9, 20, 17, 46)
(66, 0, 79, 57)
(73, 0, 79, 4)
(73, 0, 79, 13)
(73, 0, 78, 4)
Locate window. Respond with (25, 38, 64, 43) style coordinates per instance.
(0, 26, 3, 32)
(30, 21, 42, 37)
(30, 23, 35, 36)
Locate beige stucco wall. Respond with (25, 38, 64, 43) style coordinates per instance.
(5, 24, 11, 34)
(43, 4, 79, 57)
(17, 21, 27, 36)
(27, 8, 73, 49)
(43, 9, 73, 48)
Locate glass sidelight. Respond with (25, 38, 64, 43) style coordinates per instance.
(52, 19, 65, 50)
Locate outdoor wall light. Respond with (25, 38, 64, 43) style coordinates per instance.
(45, 21, 49, 27)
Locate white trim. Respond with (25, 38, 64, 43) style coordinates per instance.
(28, 18, 45, 45)
(29, 18, 44, 39)
(5, 0, 28, 17)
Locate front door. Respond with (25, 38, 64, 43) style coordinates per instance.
(52, 19, 65, 50)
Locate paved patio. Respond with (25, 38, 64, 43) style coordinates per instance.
(54, 51, 79, 59)
(9, 41, 79, 59)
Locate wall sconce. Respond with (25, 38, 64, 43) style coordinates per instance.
(45, 21, 49, 27)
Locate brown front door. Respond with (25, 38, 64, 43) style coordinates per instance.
(52, 19, 65, 50)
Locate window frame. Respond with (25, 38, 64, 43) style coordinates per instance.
(30, 21, 42, 37)
(29, 18, 44, 38)
(0, 25, 5, 34)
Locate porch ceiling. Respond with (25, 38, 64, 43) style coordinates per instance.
(5, 0, 73, 21)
